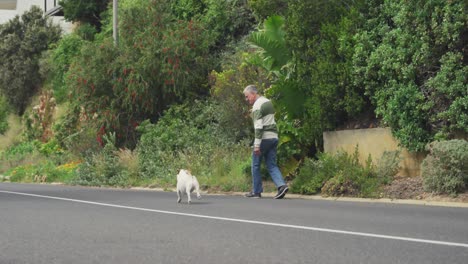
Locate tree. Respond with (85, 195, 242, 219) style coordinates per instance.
(0, 6, 61, 115)
(59, 0, 110, 31)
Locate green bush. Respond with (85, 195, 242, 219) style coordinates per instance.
(291, 147, 382, 197)
(320, 149, 377, 197)
(321, 152, 378, 198)
(6, 157, 78, 184)
(8, 164, 37, 182)
(290, 153, 339, 195)
(0, 139, 75, 178)
(421, 140, 468, 195)
(0, 141, 40, 173)
(375, 150, 401, 185)
(138, 100, 226, 179)
(72, 133, 127, 187)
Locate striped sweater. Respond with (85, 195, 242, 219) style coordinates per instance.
(251, 96, 278, 147)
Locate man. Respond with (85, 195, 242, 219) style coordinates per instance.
(243, 85, 288, 199)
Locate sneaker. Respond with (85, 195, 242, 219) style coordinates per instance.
(274, 185, 289, 199)
(244, 192, 261, 198)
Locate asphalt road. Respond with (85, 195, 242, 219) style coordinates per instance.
(1, 183, 467, 264)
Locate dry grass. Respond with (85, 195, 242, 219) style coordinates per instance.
(54, 102, 69, 121)
(117, 148, 140, 175)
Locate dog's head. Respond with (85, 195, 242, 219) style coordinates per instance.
(177, 169, 192, 180)
(179, 169, 192, 175)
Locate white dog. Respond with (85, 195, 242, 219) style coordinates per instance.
(176, 169, 201, 204)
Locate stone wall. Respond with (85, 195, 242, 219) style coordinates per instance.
(323, 128, 426, 177)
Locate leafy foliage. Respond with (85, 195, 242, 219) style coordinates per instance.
(137, 100, 228, 178)
(0, 95, 9, 134)
(320, 149, 378, 198)
(137, 100, 251, 190)
(64, 0, 215, 148)
(421, 140, 468, 195)
(248, 0, 288, 21)
(59, 0, 110, 31)
(283, 1, 367, 156)
(0, 141, 37, 172)
(0, 6, 61, 114)
(0, 139, 69, 176)
(73, 133, 126, 186)
(290, 153, 338, 195)
(45, 34, 85, 103)
(209, 49, 272, 141)
(291, 147, 382, 197)
(425, 52, 468, 139)
(248, 15, 289, 73)
(169, 0, 256, 61)
(352, 0, 467, 151)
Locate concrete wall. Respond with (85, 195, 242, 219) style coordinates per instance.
(0, 0, 72, 33)
(323, 128, 426, 177)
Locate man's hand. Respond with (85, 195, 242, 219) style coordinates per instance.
(254, 146, 261, 156)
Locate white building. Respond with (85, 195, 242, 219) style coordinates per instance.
(0, 0, 72, 33)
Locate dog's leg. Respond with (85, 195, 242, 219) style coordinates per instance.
(195, 183, 201, 200)
(186, 187, 192, 204)
(177, 189, 182, 203)
(193, 177, 202, 199)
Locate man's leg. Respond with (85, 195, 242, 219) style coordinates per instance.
(263, 139, 286, 187)
(263, 139, 288, 199)
(251, 150, 263, 194)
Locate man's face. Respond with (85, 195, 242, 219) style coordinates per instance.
(244, 91, 257, 105)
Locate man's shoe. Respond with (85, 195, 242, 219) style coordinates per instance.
(244, 192, 261, 198)
(274, 185, 289, 199)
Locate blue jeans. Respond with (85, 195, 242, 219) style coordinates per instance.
(251, 138, 286, 194)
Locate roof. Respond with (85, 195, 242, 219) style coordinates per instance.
(45, 5, 63, 17)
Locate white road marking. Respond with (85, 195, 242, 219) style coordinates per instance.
(2, 190, 468, 248)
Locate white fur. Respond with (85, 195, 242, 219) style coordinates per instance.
(176, 169, 201, 204)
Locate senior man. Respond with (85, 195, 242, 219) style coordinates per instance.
(243, 85, 288, 199)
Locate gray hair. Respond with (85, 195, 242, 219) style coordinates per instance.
(243, 85, 258, 94)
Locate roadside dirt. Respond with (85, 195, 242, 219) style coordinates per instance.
(383, 176, 468, 203)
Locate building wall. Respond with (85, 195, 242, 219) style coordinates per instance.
(0, 0, 72, 33)
(323, 128, 426, 177)
(0, 0, 17, 10)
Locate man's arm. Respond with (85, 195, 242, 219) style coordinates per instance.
(253, 109, 264, 148)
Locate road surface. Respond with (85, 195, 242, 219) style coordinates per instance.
(1, 183, 467, 264)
